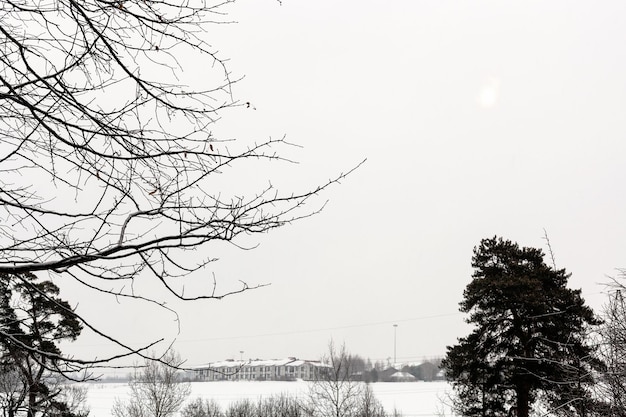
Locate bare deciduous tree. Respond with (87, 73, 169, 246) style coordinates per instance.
(112, 350, 191, 417)
(357, 384, 387, 417)
(594, 272, 626, 416)
(0, 364, 89, 417)
(0, 0, 358, 366)
(308, 342, 365, 417)
(0, 365, 24, 417)
(50, 384, 90, 417)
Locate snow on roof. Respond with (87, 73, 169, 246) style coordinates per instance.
(389, 371, 417, 380)
(193, 358, 330, 370)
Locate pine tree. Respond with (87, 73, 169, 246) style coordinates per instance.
(0, 272, 85, 417)
(442, 237, 603, 417)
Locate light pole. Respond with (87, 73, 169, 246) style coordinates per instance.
(240, 351, 244, 361)
(393, 324, 398, 366)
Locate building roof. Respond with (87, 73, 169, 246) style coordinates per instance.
(389, 371, 417, 381)
(193, 358, 331, 370)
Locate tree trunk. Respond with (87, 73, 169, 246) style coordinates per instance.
(8, 398, 15, 417)
(515, 382, 530, 417)
(28, 388, 36, 417)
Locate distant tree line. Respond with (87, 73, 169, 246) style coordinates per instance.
(333, 354, 444, 383)
(339, 351, 447, 383)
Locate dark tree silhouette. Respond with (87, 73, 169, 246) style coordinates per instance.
(0, 1, 357, 366)
(443, 237, 603, 417)
(0, 272, 86, 417)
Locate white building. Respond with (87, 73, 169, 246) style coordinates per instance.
(194, 357, 331, 381)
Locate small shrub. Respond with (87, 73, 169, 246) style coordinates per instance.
(186, 385, 398, 417)
(225, 399, 256, 417)
(256, 394, 304, 417)
(181, 398, 224, 417)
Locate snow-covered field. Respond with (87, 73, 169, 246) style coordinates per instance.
(85, 380, 453, 417)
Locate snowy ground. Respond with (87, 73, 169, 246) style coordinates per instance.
(84, 380, 453, 417)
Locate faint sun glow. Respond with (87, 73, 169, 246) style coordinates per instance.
(476, 77, 501, 109)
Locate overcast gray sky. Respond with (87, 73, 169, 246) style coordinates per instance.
(61, 0, 626, 371)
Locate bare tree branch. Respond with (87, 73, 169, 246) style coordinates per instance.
(0, 0, 360, 369)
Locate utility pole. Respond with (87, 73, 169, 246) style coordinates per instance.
(393, 324, 398, 366)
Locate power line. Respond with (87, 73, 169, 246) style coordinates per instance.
(176, 312, 463, 343)
(64, 311, 463, 348)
